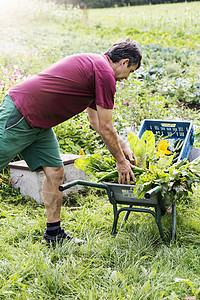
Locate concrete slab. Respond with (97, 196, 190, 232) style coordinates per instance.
(8, 154, 86, 203)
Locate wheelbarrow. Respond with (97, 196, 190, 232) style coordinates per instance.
(59, 180, 175, 246)
(59, 121, 198, 246)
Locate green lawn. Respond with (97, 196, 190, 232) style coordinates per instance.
(0, 1, 200, 299)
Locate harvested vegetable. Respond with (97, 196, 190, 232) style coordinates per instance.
(74, 131, 200, 204)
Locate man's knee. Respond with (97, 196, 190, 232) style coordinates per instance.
(53, 166, 64, 180)
(43, 166, 64, 183)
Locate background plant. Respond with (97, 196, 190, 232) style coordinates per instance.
(54, 114, 102, 154)
(0, 63, 30, 98)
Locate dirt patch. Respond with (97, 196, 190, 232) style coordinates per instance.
(178, 100, 200, 111)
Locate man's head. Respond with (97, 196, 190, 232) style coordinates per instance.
(104, 38, 142, 80)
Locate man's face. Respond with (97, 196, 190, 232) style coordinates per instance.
(114, 59, 138, 81)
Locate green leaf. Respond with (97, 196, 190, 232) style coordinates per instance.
(140, 130, 155, 160)
(156, 154, 174, 169)
(74, 155, 91, 173)
(127, 132, 146, 168)
(127, 132, 140, 150)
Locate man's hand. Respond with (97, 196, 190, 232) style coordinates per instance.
(123, 148, 136, 166)
(116, 159, 136, 185)
(118, 136, 136, 166)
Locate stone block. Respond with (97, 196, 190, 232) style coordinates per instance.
(8, 154, 86, 203)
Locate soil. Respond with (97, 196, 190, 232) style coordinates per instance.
(178, 100, 200, 111)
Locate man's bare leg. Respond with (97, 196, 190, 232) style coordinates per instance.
(42, 166, 70, 246)
(42, 166, 64, 222)
(42, 166, 84, 246)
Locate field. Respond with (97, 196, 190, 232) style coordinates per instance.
(0, 0, 200, 299)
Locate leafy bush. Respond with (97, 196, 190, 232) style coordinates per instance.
(54, 113, 103, 155)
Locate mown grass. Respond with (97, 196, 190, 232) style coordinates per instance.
(0, 182, 200, 299)
(0, 1, 200, 299)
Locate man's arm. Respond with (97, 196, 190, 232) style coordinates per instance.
(87, 106, 136, 184)
(87, 107, 136, 164)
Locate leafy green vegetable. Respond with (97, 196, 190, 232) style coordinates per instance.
(133, 156, 200, 205)
(140, 130, 155, 161)
(127, 130, 155, 168)
(127, 132, 146, 168)
(74, 151, 116, 178)
(74, 130, 200, 206)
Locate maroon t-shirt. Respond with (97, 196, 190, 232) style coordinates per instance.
(9, 54, 116, 128)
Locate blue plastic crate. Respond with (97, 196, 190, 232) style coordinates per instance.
(138, 119, 194, 161)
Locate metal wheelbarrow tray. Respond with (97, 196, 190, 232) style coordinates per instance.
(59, 180, 174, 246)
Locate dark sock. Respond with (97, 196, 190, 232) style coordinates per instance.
(46, 221, 61, 236)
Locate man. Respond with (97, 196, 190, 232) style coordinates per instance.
(0, 38, 142, 246)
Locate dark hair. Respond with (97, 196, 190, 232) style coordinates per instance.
(104, 38, 142, 69)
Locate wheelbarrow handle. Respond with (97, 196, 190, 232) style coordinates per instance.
(59, 180, 108, 191)
(145, 186, 161, 199)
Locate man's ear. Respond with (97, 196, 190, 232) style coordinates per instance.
(120, 58, 129, 66)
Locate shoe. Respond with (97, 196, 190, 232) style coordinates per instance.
(43, 228, 85, 247)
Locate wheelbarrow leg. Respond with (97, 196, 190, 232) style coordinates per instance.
(111, 202, 119, 235)
(155, 205, 168, 246)
(119, 205, 132, 230)
(171, 201, 176, 243)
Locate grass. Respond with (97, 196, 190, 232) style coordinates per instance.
(0, 0, 200, 299)
(0, 184, 200, 299)
(88, 2, 200, 46)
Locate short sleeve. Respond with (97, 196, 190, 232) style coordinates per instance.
(95, 70, 116, 109)
(88, 100, 97, 110)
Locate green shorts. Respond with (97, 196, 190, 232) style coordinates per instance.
(0, 94, 63, 171)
